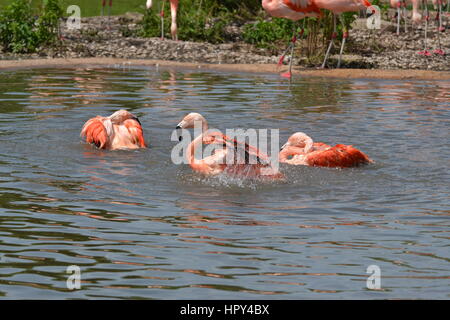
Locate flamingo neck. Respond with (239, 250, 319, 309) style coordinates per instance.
(304, 136, 314, 153)
(279, 146, 302, 161)
(186, 120, 208, 165)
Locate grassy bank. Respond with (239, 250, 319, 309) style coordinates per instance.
(0, 0, 147, 16)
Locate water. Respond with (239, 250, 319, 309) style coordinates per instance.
(0, 66, 449, 299)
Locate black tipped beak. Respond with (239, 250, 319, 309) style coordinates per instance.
(176, 125, 182, 141)
(133, 117, 142, 125)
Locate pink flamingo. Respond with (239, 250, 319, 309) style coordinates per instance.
(146, 0, 179, 40)
(176, 113, 283, 178)
(262, 0, 322, 78)
(81, 109, 147, 150)
(315, 0, 372, 68)
(262, 1, 372, 70)
(280, 132, 372, 168)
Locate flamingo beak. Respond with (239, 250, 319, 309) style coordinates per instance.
(176, 121, 184, 141)
(280, 142, 289, 151)
(133, 116, 142, 126)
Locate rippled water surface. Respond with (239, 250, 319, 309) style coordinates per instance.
(0, 66, 449, 299)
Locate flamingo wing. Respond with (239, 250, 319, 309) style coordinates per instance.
(313, 142, 331, 151)
(123, 118, 147, 148)
(80, 116, 109, 149)
(208, 133, 271, 167)
(283, 0, 322, 15)
(306, 144, 371, 168)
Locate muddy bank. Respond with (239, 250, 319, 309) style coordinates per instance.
(1, 57, 449, 80)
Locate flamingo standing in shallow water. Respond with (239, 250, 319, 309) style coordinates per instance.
(176, 113, 282, 178)
(146, 0, 179, 40)
(262, 0, 322, 78)
(81, 109, 146, 150)
(279, 132, 372, 167)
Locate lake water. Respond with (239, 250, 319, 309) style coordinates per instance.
(0, 66, 449, 299)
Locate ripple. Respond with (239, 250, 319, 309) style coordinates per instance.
(0, 67, 448, 299)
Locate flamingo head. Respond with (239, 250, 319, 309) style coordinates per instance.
(281, 132, 314, 153)
(146, 0, 152, 9)
(109, 109, 139, 124)
(176, 112, 207, 129)
(176, 113, 208, 141)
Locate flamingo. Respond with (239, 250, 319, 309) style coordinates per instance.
(81, 109, 147, 150)
(175, 113, 283, 178)
(262, 1, 372, 71)
(146, 0, 179, 40)
(279, 132, 372, 167)
(262, 0, 322, 78)
(315, 0, 372, 68)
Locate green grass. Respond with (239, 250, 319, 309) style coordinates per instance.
(0, 0, 148, 16)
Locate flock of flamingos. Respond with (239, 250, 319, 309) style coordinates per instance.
(83, 0, 448, 179)
(80, 110, 372, 180)
(98, 0, 448, 77)
(99, 1, 448, 75)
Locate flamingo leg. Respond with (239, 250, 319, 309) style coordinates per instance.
(403, 1, 408, 33)
(101, 0, 106, 16)
(108, 0, 112, 26)
(286, 32, 296, 79)
(280, 24, 303, 79)
(418, 1, 431, 55)
(434, 1, 445, 54)
(278, 25, 297, 68)
(170, 0, 179, 40)
(321, 14, 337, 69)
(160, 0, 166, 40)
(337, 21, 348, 68)
(396, 3, 401, 35)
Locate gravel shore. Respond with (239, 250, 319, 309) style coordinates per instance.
(0, 14, 449, 72)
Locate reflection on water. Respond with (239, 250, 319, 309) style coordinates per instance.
(0, 67, 449, 299)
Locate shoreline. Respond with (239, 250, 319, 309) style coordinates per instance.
(1, 57, 450, 80)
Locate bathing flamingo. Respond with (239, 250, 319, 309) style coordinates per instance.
(176, 113, 282, 178)
(316, 0, 372, 68)
(279, 132, 372, 167)
(262, 0, 322, 78)
(146, 0, 179, 40)
(81, 109, 146, 150)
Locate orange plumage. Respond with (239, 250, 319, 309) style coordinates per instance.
(280, 132, 372, 168)
(80, 110, 146, 150)
(305, 144, 372, 168)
